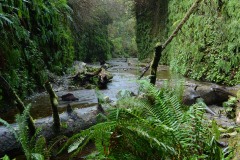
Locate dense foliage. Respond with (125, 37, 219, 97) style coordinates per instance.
(62, 81, 226, 159)
(134, 0, 168, 60)
(70, 0, 137, 62)
(0, 105, 48, 160)
(69, 0, 113, 62)
(0, 0, 74, 97)
(167, 0, 240, 85)
(108, 0, 137, 58)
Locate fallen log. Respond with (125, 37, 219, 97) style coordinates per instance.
(0, 105, 103, 157)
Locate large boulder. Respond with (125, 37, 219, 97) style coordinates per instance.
(183, 83, 236, 106)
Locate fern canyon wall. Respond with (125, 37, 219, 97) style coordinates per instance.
(1, 0, 239, 104)
(68, 0, 113, 62)
(134, 0, 168, 60)
(0, 0, 74, 100)
(166, 0, 240, 85)
(0, 0, 137, 104)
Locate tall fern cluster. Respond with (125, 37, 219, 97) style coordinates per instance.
(0, 0, 74, 98)
(167, 0, 240, 85)
(62, 81, 224, 159)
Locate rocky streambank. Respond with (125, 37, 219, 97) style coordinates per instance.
(0, 58, 239, 158)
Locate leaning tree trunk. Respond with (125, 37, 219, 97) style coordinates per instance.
(150, 0, 203, 85)
(45, 81, 61, 132)
(0, 75, 36, 136)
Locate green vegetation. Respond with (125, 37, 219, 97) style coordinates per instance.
(69, 0, 113, 62)
(61, 81, 227, 159)
(0, 105, 48, 160)
(134, 0, 168, 60)
(0, 0, 74, 99)
(167, 0, 240, 85)
(133, 0, 239, 85)
(223, 96, 238, 119)
(108, 1, 137, 58)
(1, 0, 240, 159)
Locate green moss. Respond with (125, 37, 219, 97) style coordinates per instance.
(167, 0, 240, 85)
(229, 133, 240, 160)
(0, 0, 74, 99)
(134, 0, 168, 60)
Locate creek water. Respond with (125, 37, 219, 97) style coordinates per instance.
(0, 58, 171, 124)
(1, 58, 238, 126)
(0, 58, 171, 159)
(0, 58, 239, 159)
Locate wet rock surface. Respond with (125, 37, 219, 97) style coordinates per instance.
(0, 105, 100, 157)
(0, 58, 239, 157)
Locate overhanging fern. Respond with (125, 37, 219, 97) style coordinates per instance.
(62, 80, 223, 159)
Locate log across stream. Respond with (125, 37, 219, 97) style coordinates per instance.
(0, 58, 239, 158)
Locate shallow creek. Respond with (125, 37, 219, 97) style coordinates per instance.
(0, 58, 171, 124)
(0, 58, 239, 159)
(0, 58, 238, 132)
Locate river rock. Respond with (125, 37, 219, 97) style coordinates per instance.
(183, 83, 236, 106)
(61, 93, 79, 101)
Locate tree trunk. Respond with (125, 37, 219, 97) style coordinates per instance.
(0, 75, 36, 136)
(150, 45, 162, 84)
(150, 0, 203, 85)
(45, 81, 61, 132)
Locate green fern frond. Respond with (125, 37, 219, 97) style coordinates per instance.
(64, 80, 222, 159)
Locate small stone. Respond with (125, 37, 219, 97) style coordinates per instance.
(68, 119, 74, 122)
(104, 96, 110, 103)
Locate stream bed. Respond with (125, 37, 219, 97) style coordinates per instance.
(0, 58, 239, 159)
(1, 58, 239, 135)
(0, 58, 171, 124)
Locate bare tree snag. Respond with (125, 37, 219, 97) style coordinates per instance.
(0, 75, 36, 136)
(150, 45, 162, 84)
(45, 81, 61, 132)
(149, 0, 203, 85)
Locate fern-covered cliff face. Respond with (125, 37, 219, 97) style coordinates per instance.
(0, 0, 74, 97)
(69, 0, 114, 62)
(167, 0, 240, 85)
(134, 0, 168, 60)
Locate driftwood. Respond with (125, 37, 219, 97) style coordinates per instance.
(71, 68, 102, 80)
(138, 64, 151, 80)
(72, 67, 112, 89)
(148, 0, 204, 84)
(0, 75, 36, 136)
(45, 81, 61, 132)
